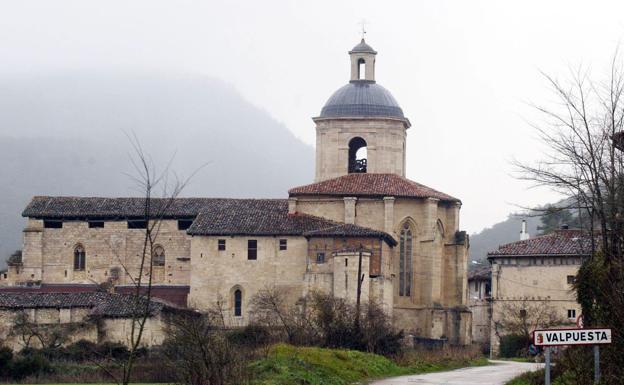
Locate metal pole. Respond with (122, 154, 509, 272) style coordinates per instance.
(594, 345, 600, 384)
(545, 347, 551, 385)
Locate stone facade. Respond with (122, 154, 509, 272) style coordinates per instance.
(16, 218, 191, 287)
(0, 293, 173, 351)
(314, 118, 407, 181)
(2, 38, 472, 346)
(487, 229, 590, 355)
(467, 267, 491, 347)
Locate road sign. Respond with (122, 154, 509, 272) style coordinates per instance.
(534, 328, 611, 347)
(533, 327, 611, 385)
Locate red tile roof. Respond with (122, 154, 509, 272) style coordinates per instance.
(487, 230, 593, 258)
(288, 173, 460, 202)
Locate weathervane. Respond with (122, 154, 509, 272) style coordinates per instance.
(358, 19, 369, 39)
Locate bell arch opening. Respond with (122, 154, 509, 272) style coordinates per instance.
(358, 58, 366, 80)
(348, 137, 367, 173)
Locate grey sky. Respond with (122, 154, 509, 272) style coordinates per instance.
(1, 0, 623, 234)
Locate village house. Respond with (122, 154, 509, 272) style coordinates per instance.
(467, 265, 491, 348)
(1, 39, 472, 345)
(487, 226, 591, 355)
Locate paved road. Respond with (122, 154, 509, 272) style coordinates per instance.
(369, 360, 544, 385)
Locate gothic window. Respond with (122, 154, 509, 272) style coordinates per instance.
(73, 244, 86, 271)
(348, 137, 367, 174)
(152, 245, 165, 267)
(234, 289, 242, 317)
(399, 222, 413, 297)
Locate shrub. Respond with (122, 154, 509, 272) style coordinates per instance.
(10, 354, 52, 380)
(500, 334, 529, 358)
(228, 324, 273, 348)
(0, 346, 13, 376)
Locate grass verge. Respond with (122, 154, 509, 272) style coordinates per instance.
(250, 343, 489, 385)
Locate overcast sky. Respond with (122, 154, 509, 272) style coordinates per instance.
(2, 0, 624, 234)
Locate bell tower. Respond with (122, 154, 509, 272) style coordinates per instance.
(313, 39, 411, 182)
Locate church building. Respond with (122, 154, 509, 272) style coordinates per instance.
(1, 39, 472, 345)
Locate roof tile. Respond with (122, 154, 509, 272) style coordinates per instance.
(289, 173, 459, 202)
(487, 230, 593, 257)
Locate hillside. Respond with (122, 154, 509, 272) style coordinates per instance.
(469, 215, 540, 262)
(0, 72, 314, 267)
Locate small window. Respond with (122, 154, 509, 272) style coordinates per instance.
(152, 245, 165, 267)
(279, 239, 287, 251)
(567, 275, 576, 284)
(44, 220, 63, 229)
(178, 219, 193, 230)
(316, 252, 325, 264)
(519, 309, 527, 318)
(248, 240, 257, 260)
(218, 239, 226, 251)
(234, 289, 242, 317)
(73, 244, 86, 271)
(568, 309, 576, 319)
(88, 221, 104, 228)
(127, 220, 147, 229)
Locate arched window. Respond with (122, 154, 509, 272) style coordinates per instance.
(234, 289, 242, 317)
(348, 137, 367, 173)
(399, 222, 413, 297)
(152, 245, 165, 267)
(73, 244, 86, 271)
(358, 58, 366, 80)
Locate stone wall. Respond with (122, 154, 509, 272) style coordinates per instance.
(489, 257, 581, 355)
(313, 118, 407, 182)
(0, 307, 168, 351)
(11, 218, 191, 287)
(467, 279, 491, 345)
(188, 235, 393, 326)
(287, 195, 470, 342)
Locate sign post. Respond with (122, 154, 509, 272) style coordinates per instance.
(534, 328, 611, 385)
(544, 347, 551, 385)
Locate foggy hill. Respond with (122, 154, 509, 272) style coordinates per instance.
(469, 215, 541, 262)
(0, 72, 314, 267)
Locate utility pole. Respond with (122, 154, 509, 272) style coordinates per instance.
(355, 245, 365, 331)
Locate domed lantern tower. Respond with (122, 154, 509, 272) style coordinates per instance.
(313, 39, 411, 182)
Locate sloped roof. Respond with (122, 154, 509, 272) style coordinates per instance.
(0, 292, 168, 318)
(349, 39, 377, 54)
(22, 196, 396, 246)
(187, 200, 397, 246)
(22, 196, 231, 219)
(487, 229, 593, 258)
(289, 173, 460, 202)
(468, 265, 491, 281)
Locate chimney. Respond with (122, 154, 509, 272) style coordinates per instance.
(520, 219, 530, 241)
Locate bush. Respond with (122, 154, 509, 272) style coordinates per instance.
(500, 334, 530, 358)
(10, 354, 52, 380)
(228, 324, 273, 348)
(0, 346, 13, 376)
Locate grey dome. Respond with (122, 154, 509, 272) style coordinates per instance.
(349, 39, 377, 54)
(319, 81, 405, 119)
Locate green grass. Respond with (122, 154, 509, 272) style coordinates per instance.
(250, 344, 489, 385)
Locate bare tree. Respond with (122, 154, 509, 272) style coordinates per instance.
(515, 51, 624, 381)
(493, 299, 565, 344)
(106, 134, 201, 385)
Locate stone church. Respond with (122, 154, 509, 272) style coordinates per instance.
(1, 39, 472, 344)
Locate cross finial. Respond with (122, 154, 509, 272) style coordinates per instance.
(358, 19, 369, 40)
